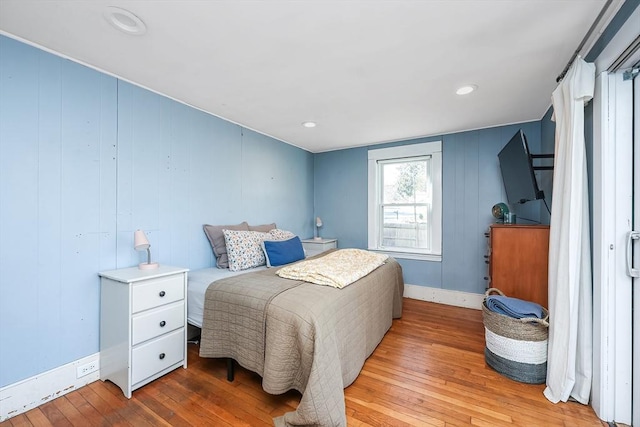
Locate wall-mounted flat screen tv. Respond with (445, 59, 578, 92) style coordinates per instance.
(498, 129, 544, 204)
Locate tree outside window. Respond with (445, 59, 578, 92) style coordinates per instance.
(380, 158, 432, 250)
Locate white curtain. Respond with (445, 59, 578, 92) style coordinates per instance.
(544, 57, 595, 405)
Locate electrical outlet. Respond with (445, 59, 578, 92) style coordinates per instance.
(76, 361, 99, 378)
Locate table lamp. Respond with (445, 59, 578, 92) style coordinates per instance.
(314, 217, 323, 240)
(134, 229, 159, 270)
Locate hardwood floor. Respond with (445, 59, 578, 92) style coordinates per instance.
(2, 298, 604, 426)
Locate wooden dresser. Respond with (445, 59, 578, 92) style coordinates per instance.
(486, 224, 550, 308)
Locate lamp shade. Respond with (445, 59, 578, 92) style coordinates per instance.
(133, 229, 159, 270)
(134, 230, 150, 250)
(316, 217, 323, 227)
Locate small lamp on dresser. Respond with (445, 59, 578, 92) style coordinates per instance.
(134, 229, 159, 270)
(314, 216, 323, 240)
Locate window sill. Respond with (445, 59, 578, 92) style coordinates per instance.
(368, 249, 442, 262)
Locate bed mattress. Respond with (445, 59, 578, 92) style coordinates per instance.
(187, 266, 267, 327)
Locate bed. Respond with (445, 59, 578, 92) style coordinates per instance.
(187, 249, 404, 427)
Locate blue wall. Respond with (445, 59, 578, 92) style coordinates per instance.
(314, 122, 547, 292)
(0, 35, 314, 387)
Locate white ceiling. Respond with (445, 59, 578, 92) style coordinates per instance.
(0, 0, 612, 153)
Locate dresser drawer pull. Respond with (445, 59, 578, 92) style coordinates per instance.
(159, 291, 166, 297)
(159, 353, 165, 360)
(159, 320, 166, 327)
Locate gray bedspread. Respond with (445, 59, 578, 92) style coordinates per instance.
(199, 254, 404, 427)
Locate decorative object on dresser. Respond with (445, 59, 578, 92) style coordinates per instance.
(99, 265, 188, 398)
(133, 229, 159, 270)
(314, 216, 323, 240)
(485, 224, 550, 308)
(491, 202, 515, 224)
(301, 237, 337, 257)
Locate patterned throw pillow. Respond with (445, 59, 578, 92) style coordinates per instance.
(268, 229, 296, 240)
(223, 229, 269, 271)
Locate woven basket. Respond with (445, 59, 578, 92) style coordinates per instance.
(482, 288, 549, 384)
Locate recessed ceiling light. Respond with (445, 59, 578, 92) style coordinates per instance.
(302, 121, 317, 128)
(456, 85, 478, 95)
(103, 7, 147, 36)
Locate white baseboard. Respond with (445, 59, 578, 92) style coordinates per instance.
(404, 283, 484, 310)
(0, 353, 100, 421)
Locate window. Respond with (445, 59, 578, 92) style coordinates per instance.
(368, 142, 442, 261)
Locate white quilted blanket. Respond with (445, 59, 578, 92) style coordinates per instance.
(276, 248, 388, 288)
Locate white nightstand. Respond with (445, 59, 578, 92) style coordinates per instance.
(98, 265, 189, 398)
(301, 238, 337, 257)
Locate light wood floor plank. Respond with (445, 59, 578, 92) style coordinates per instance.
(5, 414, 33, 427)
(21, 410, 51, 427)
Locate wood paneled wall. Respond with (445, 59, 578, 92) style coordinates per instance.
(0, 35, 314, 388)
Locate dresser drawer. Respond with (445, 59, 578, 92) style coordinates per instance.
(132, 302, 184, 345)
(132, 274, 184, 313)
(132, 328, 184, 385)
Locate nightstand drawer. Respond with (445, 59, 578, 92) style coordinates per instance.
(132, 328, 184, 385)
(132, 302, 184, 345)
(132, 275, 184, 313)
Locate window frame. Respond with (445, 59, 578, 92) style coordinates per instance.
(367, 141, 442, 261)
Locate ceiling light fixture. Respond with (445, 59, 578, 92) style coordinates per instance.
(302, 121, 317, 128)
(103, 6, 147, 36)
(456, 85, 478, 95)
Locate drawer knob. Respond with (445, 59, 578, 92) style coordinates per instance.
(159, 353, 165, 360)
(159, 291, 166, 297)
(159, 320, 166, 327)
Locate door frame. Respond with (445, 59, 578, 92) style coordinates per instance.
(592, 68, 634, 425)
(590, 6, 639, 422)
(633, 68, 639, 427)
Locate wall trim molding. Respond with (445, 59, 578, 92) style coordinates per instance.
(0, 353, 100, 421)
(404, 283, 483, 310)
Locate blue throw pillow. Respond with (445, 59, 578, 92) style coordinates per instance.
(262, 236, 305, 267)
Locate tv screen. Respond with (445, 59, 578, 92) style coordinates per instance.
(498, 130, 543, 204)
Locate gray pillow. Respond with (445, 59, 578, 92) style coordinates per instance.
(203, 222, 249, 268)
(248, 223, 276, 232)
